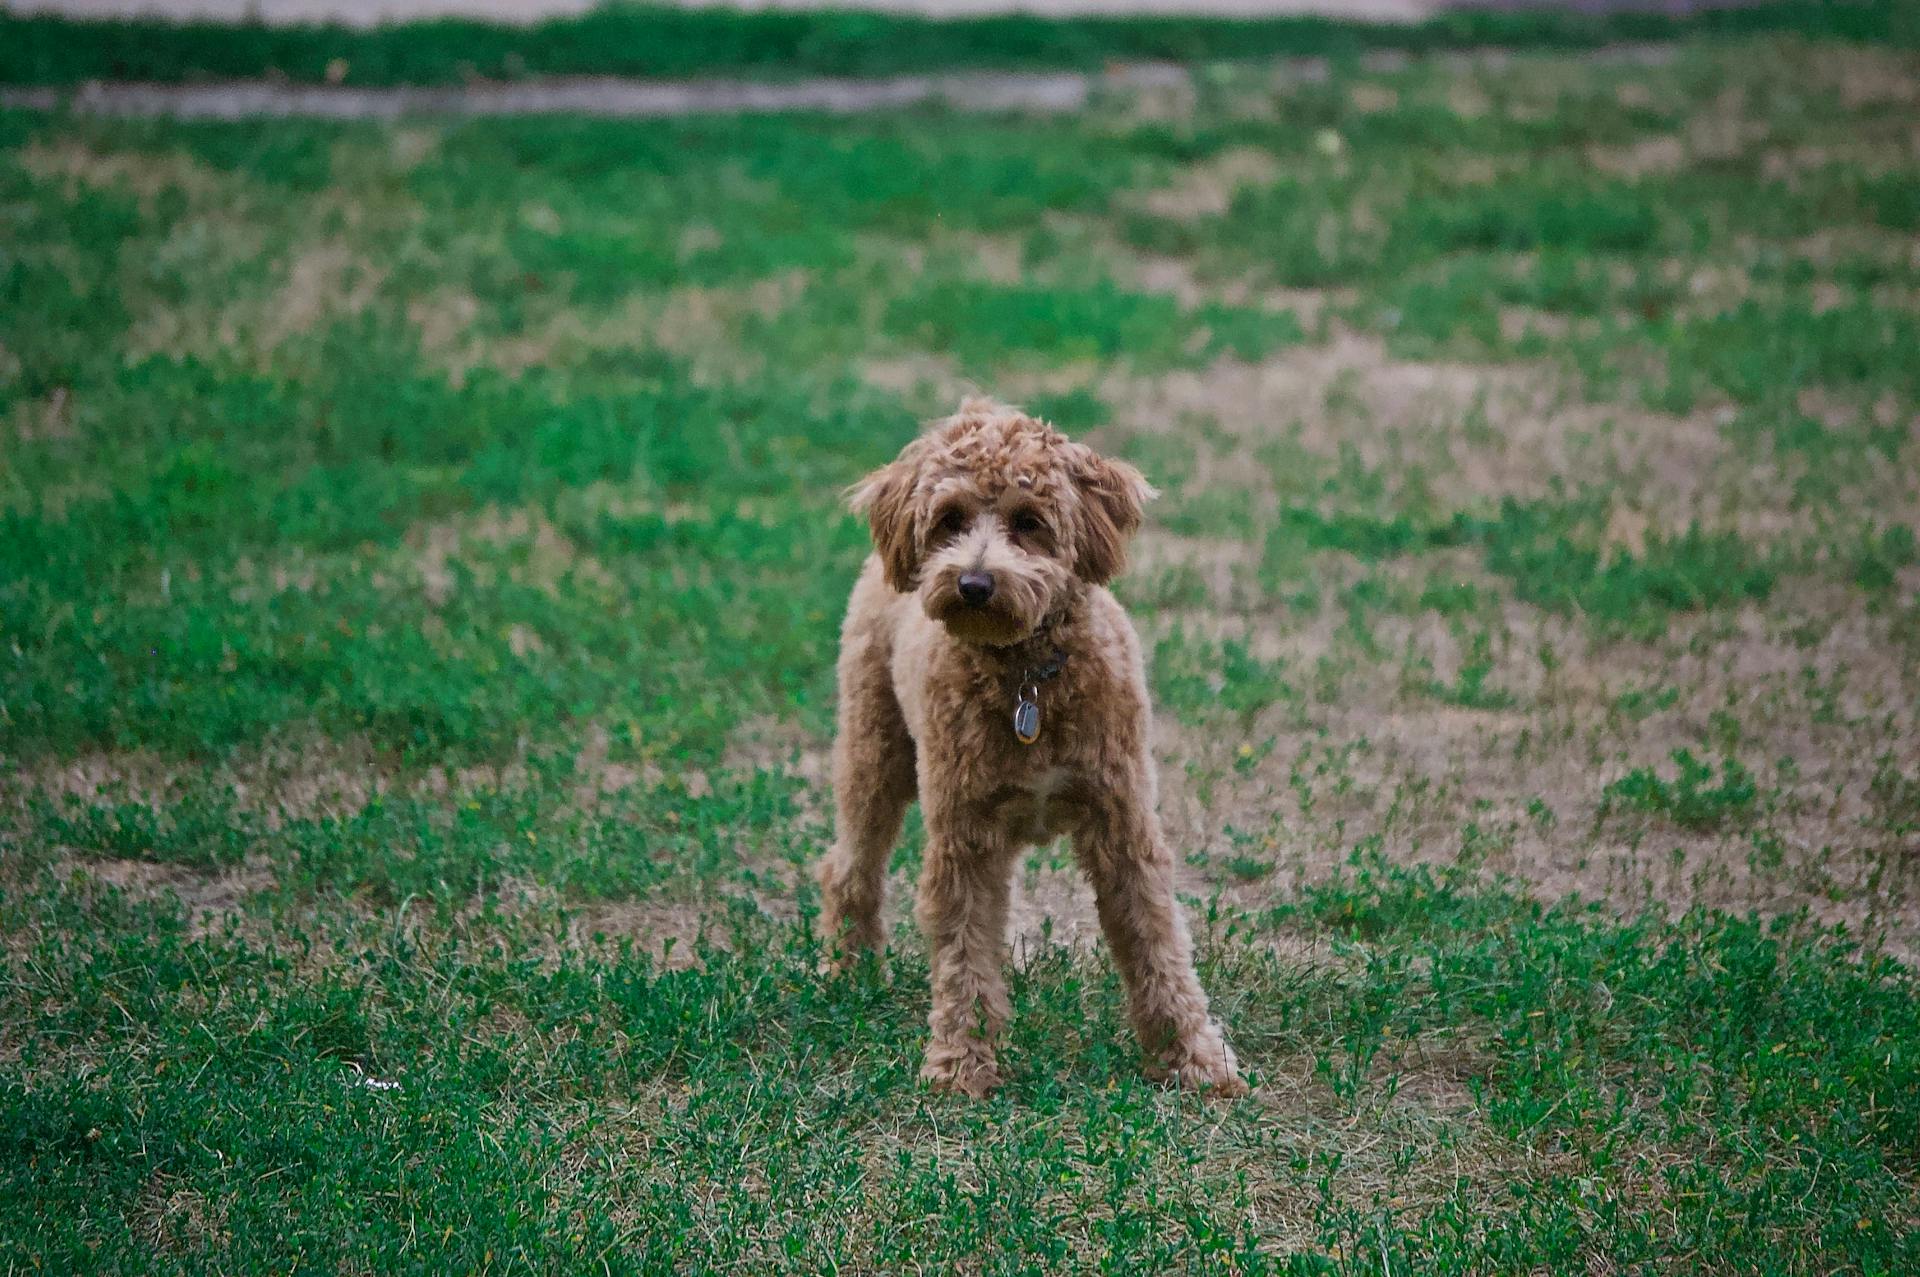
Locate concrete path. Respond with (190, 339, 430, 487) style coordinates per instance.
(0, 37, 1686, 121)
(0, 62, 1203, 118)
(3, 0, 1437, 29)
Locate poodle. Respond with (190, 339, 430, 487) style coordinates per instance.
(814, 398, 1245, 1098)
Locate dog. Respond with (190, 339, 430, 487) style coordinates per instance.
(815, 398, 1245, 1098)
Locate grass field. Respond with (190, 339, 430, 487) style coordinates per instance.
(4, 21, 1920, 1274)
(4, 1, 1914, 87)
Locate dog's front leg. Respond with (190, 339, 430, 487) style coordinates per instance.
(1077, 799, 1246, 1095)
(914, 828, 1017, 1098)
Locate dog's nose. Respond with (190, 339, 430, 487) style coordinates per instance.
(957, 571, 995, 607)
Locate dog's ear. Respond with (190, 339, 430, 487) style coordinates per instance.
(847, 450, 925, 593)
(1070, 447, 1158, 585)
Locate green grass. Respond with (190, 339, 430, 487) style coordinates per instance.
(5, 20, 1920, 1274)
(1266, 497, 1778, 638)
(3, 0, 1916, 87)
(1601, 748, 1762, 832)
(884, 277, 1300, 371)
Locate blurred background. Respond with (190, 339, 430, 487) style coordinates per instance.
(2, 1, 1737, 25)
(4, 0, 1918, 1271)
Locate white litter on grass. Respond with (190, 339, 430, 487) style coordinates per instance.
(344, 1062, 404, 1092)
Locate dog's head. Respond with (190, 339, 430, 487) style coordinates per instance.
(848, 398, 1156, 646)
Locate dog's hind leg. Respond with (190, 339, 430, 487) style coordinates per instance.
(1076, 800, 1246, 1095)
(816, 635, 916, 966)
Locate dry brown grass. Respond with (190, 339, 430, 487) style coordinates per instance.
(1137, 146, 1282, 221)
(1054, 331, 1918, 954)
(16, 137, 233, 209)
(409, 272, 810, 385)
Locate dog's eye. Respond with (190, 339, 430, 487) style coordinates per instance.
(1010, 512, 1046, 537)
(934, 508, 968, 538)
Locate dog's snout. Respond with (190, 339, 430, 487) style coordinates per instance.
(957, 571, 995, 607)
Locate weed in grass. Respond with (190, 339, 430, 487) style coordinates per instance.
(1399, 176, 1664, 256)
(1221, 854, 1274, 882)
(1868, 754, 1920, 837)
(1259, 491, 1777, 639)
(1404, 627, 1515, 711)
(1414, 575, 1484, 616)
(1152, 628, 1298, 724)
(1601, 748, 1761, 832)
(1852, 522, 1917, 595)
(1661, 298, 1920, 410)
(1474, 498, 1777, 637)
(1614, 682, 1682, 720)
(1526, 797, 1557, 830)
(34, 789, 255, 870)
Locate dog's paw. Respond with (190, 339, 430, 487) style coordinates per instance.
(921, 1052, 1002, 1099)
(1148, 1034, 1249, 1098)
(1156, 1058, 1249, 1098)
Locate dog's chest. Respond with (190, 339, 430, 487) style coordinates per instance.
(913, 686, 1097, 842)
(986, 765, 1086, 842)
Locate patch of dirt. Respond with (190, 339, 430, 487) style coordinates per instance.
(567, 722, 652, 808)
(1136, 564, 1920, 959)
(16, 137, 233, 209)
(1113, 248, 1342, 328)
(565, 896, 720, 969)
(123, 236, 385, 363)
(9, 734, 392, 833)
(385, 126, 443, 171)
(1685, 85, 1769, 162)
(1495, 305, 1576, 346)
(260, 241, 390, 351)
(58, 855, 272, 938)
(412, 272, 809, 384)
(1223, 1049, 1569, 1258)
(947, 232, 1030, 285)
(1444, 79, 1492, 120)
(1049, 327, 1920, 954)
(1347, 82, 1400, 114)
(408, 506, 622, 609)
(133, 1174, 231, 1254)
(1097, 331, 1741, 523)
(563, 877, 800, 969)
(1009, 863, 1103, 959)
(1587, 134, 1685, 178)
(1138, 145, 1280, 221)
(722, 715, 831, 790)
(1804, 44, 1920, 111)
(14, 142, 409, 368)
(859, 351, 976, 412)
(407, 286, 483, 376)
(653, 271, 811, 362)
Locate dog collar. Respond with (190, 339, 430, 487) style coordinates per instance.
(1012, 647, 1067, 746)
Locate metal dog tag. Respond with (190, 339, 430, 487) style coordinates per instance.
(1012, 696, 1041, 745)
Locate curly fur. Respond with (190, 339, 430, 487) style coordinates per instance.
(817, 398, 1245, 1098)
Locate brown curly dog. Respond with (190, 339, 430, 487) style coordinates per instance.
(815, 397, 1245, 1098)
